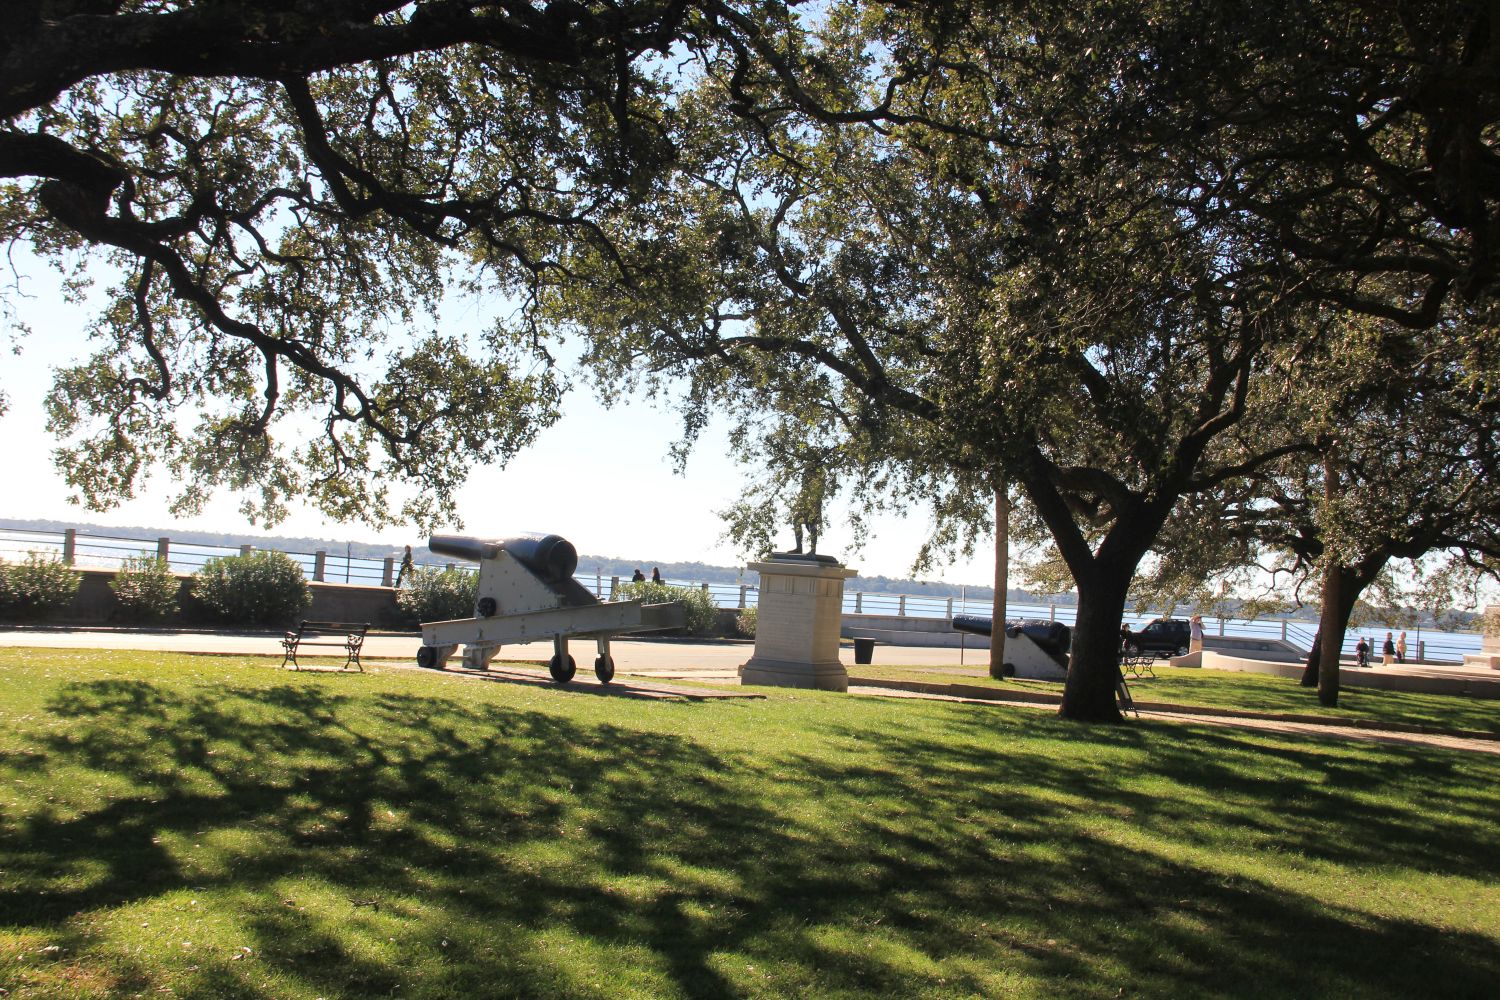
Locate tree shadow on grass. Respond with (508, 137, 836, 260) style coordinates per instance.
(802, 702, 1500, 997)
(2, 678, 1498, 998)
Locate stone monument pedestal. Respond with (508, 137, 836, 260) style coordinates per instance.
(1469, 604, 1500, 670)
(740, 553, 856, 691)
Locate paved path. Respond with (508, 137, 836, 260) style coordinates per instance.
(0, 628, 980, 674)
(848, 685, 1500, 756)
(378, 660, 764, 702)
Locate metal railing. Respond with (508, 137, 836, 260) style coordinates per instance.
(1, 526, 1485, 662)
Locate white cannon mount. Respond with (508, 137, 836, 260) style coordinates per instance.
(415, 534, 685, 683)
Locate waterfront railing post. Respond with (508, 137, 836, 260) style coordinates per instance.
(62, 528, 76, 565)
(313, 550, 327, 582)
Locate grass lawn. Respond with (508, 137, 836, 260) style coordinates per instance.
(852, 663, 1500, 735)
(2, 647, 1498, 999)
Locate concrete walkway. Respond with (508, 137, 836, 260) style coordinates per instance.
(848, 685, 1500, 756)
(0, 627, 981, 674)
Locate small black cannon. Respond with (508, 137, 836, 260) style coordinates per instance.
(951, 615, 1072, 679)
(416, 532, 684, 683)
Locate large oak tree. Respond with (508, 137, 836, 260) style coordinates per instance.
(1, 1, 759, 526)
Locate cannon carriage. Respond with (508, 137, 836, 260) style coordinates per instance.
(415, 533, 685, 683)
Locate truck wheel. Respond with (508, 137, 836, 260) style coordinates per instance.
(549, 654, 576, 684)
(595, 655, 615, 684)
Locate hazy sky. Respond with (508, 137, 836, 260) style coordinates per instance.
(1, 249, 999, 584)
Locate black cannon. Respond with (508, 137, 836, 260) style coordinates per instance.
(953, 615, 1072, 656)
(951, 615, 1072, 678)
(428, 533, 578, 585)
(415, 532, 684, 682)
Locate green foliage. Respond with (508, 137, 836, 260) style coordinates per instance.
(617, 580, 720, 635)
(0, 552, 81, 621)
(191, 550, 311, 626)
(736, 605, 758, 638)
(109, 556, 180, 623)
(395, 566, 478, 625)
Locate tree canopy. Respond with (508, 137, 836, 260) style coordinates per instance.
(4, 2, 1498, 722)
(2, 0, 736, 525)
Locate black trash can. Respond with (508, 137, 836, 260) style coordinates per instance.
(853, 637, 877, 665)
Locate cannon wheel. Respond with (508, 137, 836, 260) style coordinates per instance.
(594, 655, 615, 684)
(416, 645, 439, 670)
(549, 654, 577, 684)
(476, 596, 497, 617)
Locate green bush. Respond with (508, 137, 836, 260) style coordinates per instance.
(617, 580, 721, 636)
(395, 566, 478, 625)
(110, 556, 180, 623)
(192, 550, 311, 626)
(735, 606, 758, 638)
(0, 552, 82, 621)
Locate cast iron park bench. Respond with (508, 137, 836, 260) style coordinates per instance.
(1120, 649, 1158, 680)
(281, 620, 369, 672)
(1115, 647, 1158, 717)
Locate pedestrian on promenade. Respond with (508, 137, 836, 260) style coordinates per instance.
(1189, 614, 1205, 653)
(1396, 631, 1408, 663)
(651, 567, 663, 584)
(396, 545, 415, 587)
(1355, 636, 1370, 667)
(1382, 632, 1396, 666)
(631, 568, 646, 583)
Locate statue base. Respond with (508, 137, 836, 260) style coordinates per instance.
(739, 655, 850, 692)
(740, 554, 855, 692)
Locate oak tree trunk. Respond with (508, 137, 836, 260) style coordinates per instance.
(1317, 561, 1345, 707)
(989, 486, 1010, 679)
(1058, 570, 1130, 723)
(1300, 631, 1321, 687)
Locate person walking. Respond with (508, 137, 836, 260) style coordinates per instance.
(1382, 632, 1396, 666)
(1189, 614, 1205, 654)
(1396, 631, 1408, 663)
(396, 545, 415, 587)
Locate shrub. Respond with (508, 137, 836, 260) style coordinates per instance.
(395, 566, 478, 625)
(735, 606, 758, 638)
(0, 552, 82, 621)
(192, 550, 311, 626)
(617, 580, 721, 636)
(110, 556, 180, 623)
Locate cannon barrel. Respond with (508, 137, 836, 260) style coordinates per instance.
(1006, 619, 1072, 656)
(951, 614, 994, 637)
(427, 533, 579, 584)
(951, 616, 1072, 655)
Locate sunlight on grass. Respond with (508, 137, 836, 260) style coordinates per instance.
(0, 647, 1498, 998)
